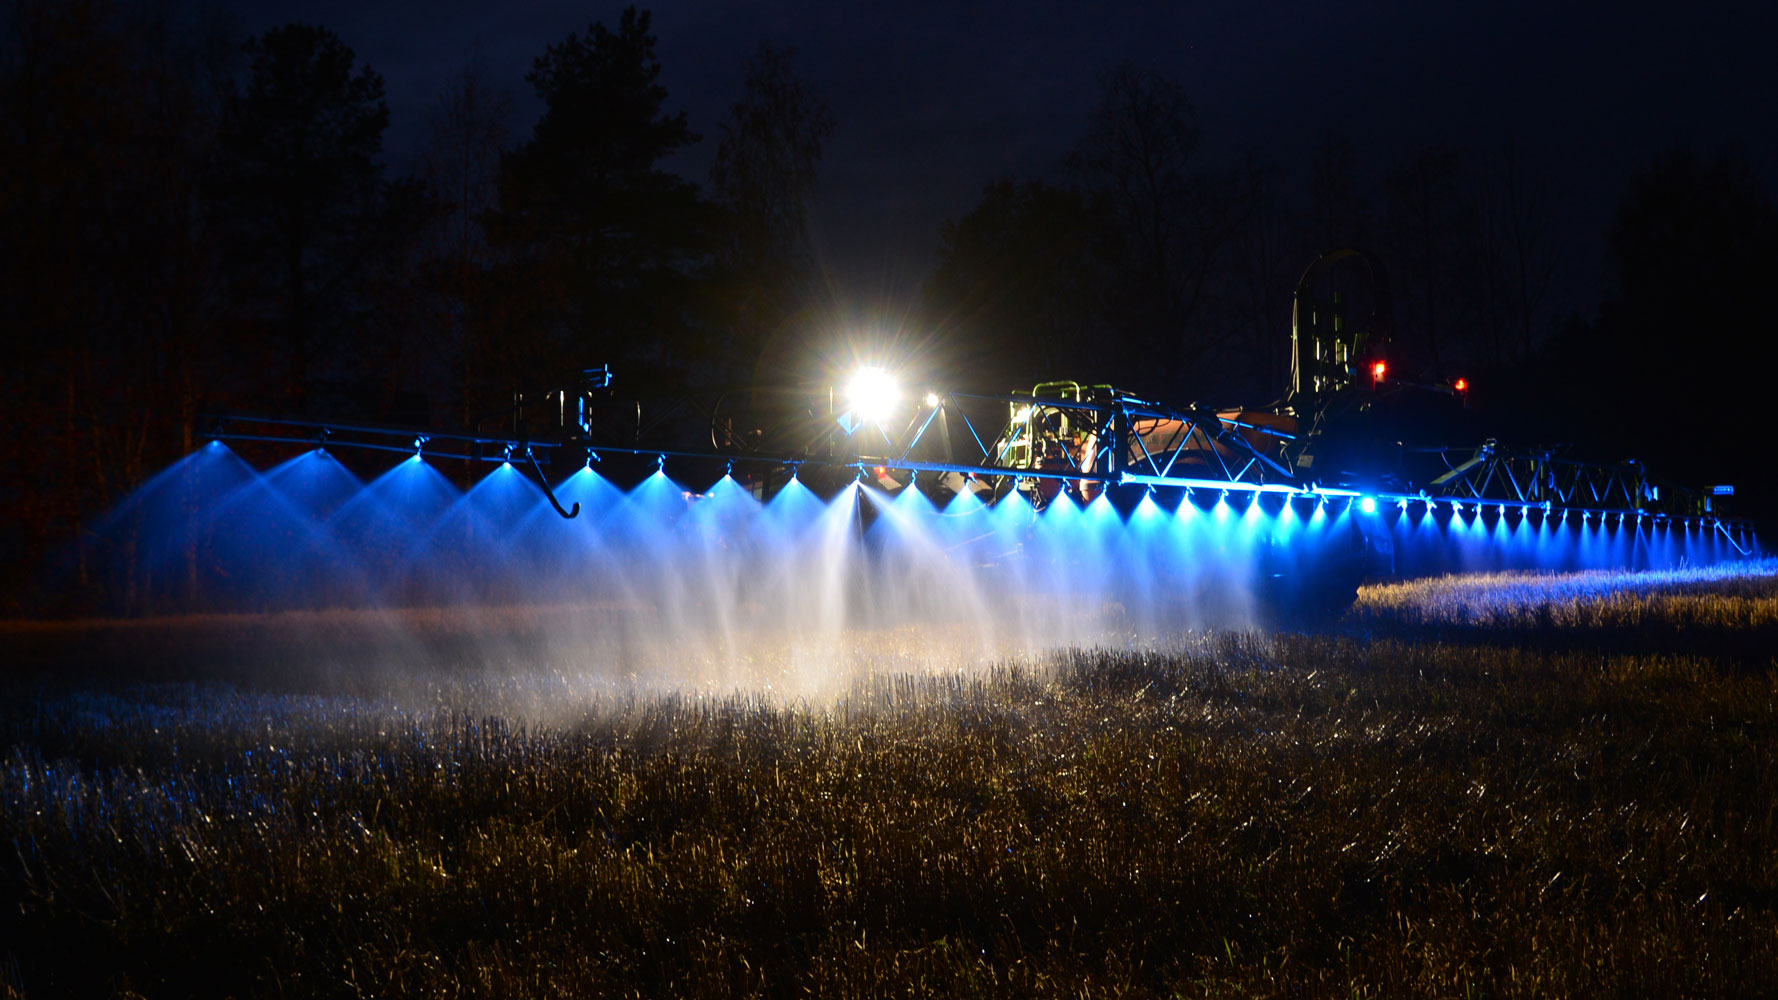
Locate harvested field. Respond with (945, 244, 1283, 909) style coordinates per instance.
(3, 565, 1776, 997)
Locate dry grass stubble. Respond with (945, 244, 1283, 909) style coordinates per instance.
(2, 569, 1776, 996)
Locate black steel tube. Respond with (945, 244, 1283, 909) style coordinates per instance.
(203, 413, 560, 451)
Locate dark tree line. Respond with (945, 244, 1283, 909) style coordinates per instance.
(1536, 150, 1778, 511)
(2, 4, 1773, 611)
(921, 70, 1578, 405)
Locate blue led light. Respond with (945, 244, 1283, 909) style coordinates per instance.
(1359, 496, 1377, 514)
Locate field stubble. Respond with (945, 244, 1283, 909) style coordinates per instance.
(3, 566, 1777, 997)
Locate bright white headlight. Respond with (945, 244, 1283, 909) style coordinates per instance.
(845, 366, 900, 425)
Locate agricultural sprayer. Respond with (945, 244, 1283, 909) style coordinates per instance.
(173, 250, 1756, 623)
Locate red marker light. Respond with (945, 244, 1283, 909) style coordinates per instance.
(1454, 377, 1468, 392)
(1371, 360, 1387, 383)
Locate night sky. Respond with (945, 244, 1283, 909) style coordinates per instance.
(218, 0, 1778, 316)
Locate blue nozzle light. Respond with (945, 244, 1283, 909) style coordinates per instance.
(1359, 496, 1377, 514)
